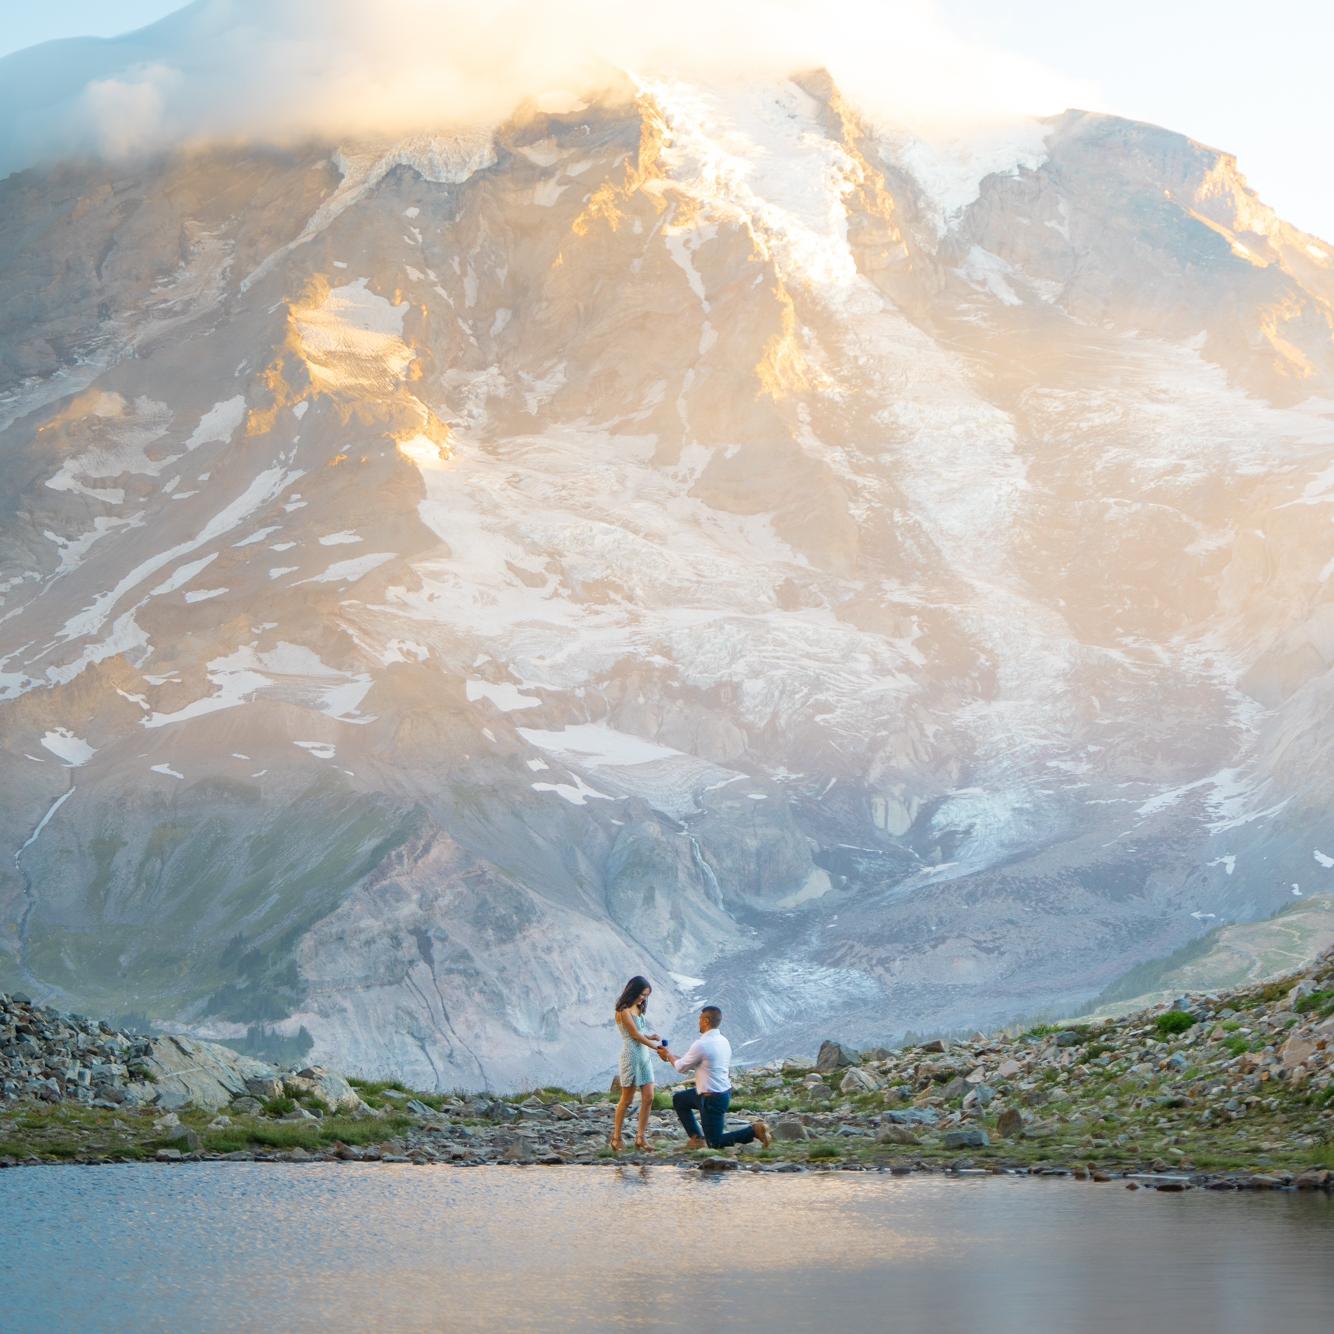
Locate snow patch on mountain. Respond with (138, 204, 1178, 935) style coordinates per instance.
(185, 396, 246, 450)
(467, 679, 540, 712)
(882, 119, 1050, 234)
(40, 728, 95, 767)
(142, 641, 373, 729)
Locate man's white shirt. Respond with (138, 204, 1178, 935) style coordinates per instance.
(673, 1028, 732, 1094)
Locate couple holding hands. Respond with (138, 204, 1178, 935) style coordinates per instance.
(611, 974, 771, 1153)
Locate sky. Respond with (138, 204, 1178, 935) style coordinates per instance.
(1, 0, 1331, 240)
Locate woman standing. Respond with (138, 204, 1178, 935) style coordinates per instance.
(611, 975, 662, 1151)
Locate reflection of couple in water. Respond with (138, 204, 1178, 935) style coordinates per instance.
(610, 975, 771, 1153)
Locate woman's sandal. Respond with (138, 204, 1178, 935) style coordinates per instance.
(609, 1136, 623, 1152)
(634, 1138, 655, 1152)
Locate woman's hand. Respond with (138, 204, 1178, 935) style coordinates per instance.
(646, 1033, 660, 1042)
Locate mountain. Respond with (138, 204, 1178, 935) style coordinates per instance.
(1084, 895, 1334, 1019)
(1, 62, 1333, 1090)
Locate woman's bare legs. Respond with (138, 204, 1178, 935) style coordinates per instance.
(635, 1083, 656, 1149)
(611, 1083, 635, 1150)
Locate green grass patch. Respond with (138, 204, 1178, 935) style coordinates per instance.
(1155, 1011, 1196, 1037)
(1294, 990, 1334, 1020)
(200, 1112, 415, 1155)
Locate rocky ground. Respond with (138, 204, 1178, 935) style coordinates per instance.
(2, 949, 1332, 1191)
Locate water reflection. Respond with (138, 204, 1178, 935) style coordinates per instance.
(0, 1165, 1329, 1333)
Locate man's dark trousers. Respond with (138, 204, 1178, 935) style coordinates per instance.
(672, 1086, 755, 1148)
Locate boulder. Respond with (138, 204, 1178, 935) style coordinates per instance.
(296, 1069, 370, 1113)
(1281, 1035, 1317, 1071)
(163, 1126, 201, 1153)
(962, 1084, 995, 1112)
(996, 1107, 1026, 1139)
(1293, 1169, 1331, 1189)
(773, 1117, 809, 1142)
(698, 1157, 739, 1172)
(816, 1041, 859, 1073)
(875, 1125, 920, 1146)
(839, 1068, 880, 1095)
(942, 1129, 990, 1150)
(144, 1037, 278, 1112)
(882, 1107, 939, 1126)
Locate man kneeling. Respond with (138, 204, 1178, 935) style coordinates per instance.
(658, 1005, 770, 1150)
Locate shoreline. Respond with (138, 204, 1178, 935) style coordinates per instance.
(2, 1151, 1330, 1194)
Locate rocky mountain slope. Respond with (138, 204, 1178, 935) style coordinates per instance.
(1085, 894, 1334, 1018)
(1, 55, 1333, 1088)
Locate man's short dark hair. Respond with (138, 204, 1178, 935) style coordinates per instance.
(701, 1005, 722, 1028)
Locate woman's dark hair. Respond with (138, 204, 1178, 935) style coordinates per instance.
(615, 975, 651, 1012)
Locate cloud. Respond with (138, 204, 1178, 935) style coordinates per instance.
(0, 0, 1096, 177)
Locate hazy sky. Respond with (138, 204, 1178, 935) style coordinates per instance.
(3, 0, 1331, 239)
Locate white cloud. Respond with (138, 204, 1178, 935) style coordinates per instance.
(0, 0, 1094, 178)
(81, 63, 181, 158)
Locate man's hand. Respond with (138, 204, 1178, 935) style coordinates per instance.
(657, 1045, 673, 1062)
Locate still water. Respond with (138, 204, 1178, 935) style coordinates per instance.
(1, 1164, 1330, 1333)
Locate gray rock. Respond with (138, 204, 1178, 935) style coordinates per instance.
(1054, 1031, 1082, 1048)
(996, 1107, 1026, 1138)
(942, 1129, 990, 1149)
(697, 1157, 739, 1172)
(881, 1107, 939, 1126)
(839, 1067, 880, 1095)
(876, 1124, 920, 1146)
(816, 1041, 859, 1073)
(773, 1117, 809, 1141)
(962, 1084, 995, 1110)
(144, 1036, 278, 1111)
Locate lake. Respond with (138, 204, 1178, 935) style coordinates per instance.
(1, 1164, 1330, 1332)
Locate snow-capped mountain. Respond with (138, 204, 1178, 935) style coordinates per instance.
(2, 56, 1332, 1088)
